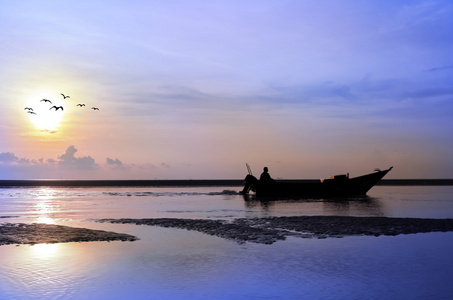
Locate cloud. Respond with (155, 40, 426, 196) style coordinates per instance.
(0, 152, 19, 164)
(2, 147, 125, 173)
(57, 145, 99, 170)
(403, 88, 453, 99)
(18, 158, 31, 164)
(106, 157, 123, 165)
(425, 65, 453, 73)
(160, 162, 171, 169)
(0, 146, 183, 179)
(106, 157, 126, 170)
(0, 153, 34, 165)
(39, 129, 59, 134)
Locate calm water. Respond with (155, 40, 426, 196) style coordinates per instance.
(1, 185, 453, 299)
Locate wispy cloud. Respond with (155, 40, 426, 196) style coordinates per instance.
(424, 65, 453, 72)
(160, 163, 171, 169)
(403, 88, 453, 99)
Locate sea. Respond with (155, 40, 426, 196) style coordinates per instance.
(0, 181, 453, 300)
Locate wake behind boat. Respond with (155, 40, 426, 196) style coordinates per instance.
(240, 166, 393, 197)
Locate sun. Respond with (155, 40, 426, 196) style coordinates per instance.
(30, 108, 64, 132)
(25, 96, 65, 132)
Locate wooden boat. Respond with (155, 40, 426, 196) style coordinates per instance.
(241, 166, 393, 197)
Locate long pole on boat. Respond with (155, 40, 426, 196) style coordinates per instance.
(246, 163, 253, 175)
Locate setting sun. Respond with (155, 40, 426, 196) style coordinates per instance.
(25, 96, 65, 132)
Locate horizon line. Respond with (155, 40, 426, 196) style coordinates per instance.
(1, 179, 453, 187)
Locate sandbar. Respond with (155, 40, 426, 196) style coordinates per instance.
(3, 216, 452, 246)
(99, 216, 453, 244)
(0, 223, 138, 246)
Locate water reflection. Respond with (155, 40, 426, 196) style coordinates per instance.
(1, 243, 90, 300)
(31, 243, 61, 260)
(243, 194, 385, 217)
(31, 188, 60, 224)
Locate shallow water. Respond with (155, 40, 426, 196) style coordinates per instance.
(1, 185, 453, 299)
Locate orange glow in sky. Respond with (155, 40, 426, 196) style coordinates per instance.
(1, 1, 453, 179)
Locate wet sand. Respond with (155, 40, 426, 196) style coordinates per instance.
(0, 223, 138, 246)
(99, 216, 453, 244)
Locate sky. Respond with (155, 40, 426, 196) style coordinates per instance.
(1, 0, 453, 179)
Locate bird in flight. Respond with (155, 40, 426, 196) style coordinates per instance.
(24, 107, 33, 111)
(50, 106, 64, 111)
(76, 104, 85, 107)
(61, 93, 70, 99)
(40, 99, 52, 103)
(91, 107, 99, 110)
(27, 111, 37, 115)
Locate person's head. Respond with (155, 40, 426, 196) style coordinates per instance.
(263, 167, 268, 173)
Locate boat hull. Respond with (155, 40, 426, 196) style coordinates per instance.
(242, 167, 393, 197)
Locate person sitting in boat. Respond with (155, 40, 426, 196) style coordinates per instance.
(260, 167, 274, 183)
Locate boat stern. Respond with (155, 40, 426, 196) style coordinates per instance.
(240, 174, 258, 194)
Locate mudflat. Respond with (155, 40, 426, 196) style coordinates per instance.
(0, 223, 138, 246)
(98, 216, 453, 244)
(2, 216, 452, 246)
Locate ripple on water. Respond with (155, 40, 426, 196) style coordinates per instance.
(0, 243, 96, 300)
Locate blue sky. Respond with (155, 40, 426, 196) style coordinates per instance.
(1, 0, 453, 179)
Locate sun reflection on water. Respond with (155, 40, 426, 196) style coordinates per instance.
(32, 188, 61, 224)
(31, 243, 61, 260)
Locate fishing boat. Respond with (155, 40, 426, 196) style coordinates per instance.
(240, 166, 393, 197)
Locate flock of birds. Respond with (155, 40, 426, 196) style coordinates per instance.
(24, 93, 100, 115)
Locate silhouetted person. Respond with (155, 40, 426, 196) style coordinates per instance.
(260, 167, 274, 182)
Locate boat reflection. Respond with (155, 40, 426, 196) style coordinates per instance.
(242, 194, 385, 217)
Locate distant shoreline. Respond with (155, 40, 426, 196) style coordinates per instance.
(0, 179, 453, 187)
